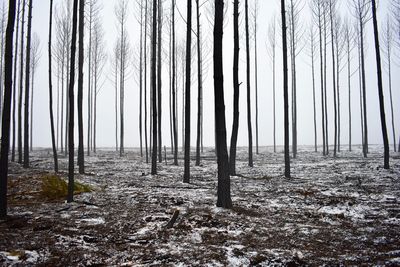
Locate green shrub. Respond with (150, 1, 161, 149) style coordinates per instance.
(41, 175, 92, 199)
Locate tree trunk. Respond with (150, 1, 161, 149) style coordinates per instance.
(347, 29, 352, 152)
(151, 0, 158, 175)
(183, 0, 192, 183)
(254, 9, 259, 155)
(317, 4, 326, 156)
(18, 0, 26, 164)
(0, 0, 17, 218)
(214, 0, 232, 209)
(289, 0, 297, 159)
(281, 0, 290, 178)
(311, 28, 317, 152)
(229, 0, 240, 175)
(77, 0, 84, 174)
(144, 0, 149, 163)
(329, 2, 337, 157)
(323, 10, 329, 155)
(245, 0, 253, 167)
(360, 20, 368, 157)
(195, 0, 202, 166)
(11, 0, 20, 162)
(139, 0, 143, 158)
(87, 2, 92, 156)
(371, 0, 390, 169)
(23, 0, 33, 169)
(157, 0, 162, 163)
(172, 0, 178, 165)
(67, 0, 78, 203)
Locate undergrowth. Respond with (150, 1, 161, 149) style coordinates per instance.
(41, 174, 92, 199)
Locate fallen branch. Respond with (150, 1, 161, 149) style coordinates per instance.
(165, 209, 180, 229)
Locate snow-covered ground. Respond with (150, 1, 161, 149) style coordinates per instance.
(1, 145, 399, 266)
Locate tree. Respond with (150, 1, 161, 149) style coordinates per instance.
(18, 0, 26, 164)
(47, 0, 58, 172)
(151, 0, 158, 175)
(171, 0, 178, 165)
(328, 0, 338, 157)
(0, 0, 17, 219)
(157, 0, 162, 163)
(23, 0, 33, 168)
(214, 0, 232, 209)
(30, 33, 40, 152)
(195, 0, 203, 166)
(281, 0, 290, 178)
(77, 0, 85, 174)
(371, 0, 389, 169)
(288, 0, 303, 159)
(351, 0, 370, 158)
(144, 0, 149, 163)
(0, 2, 7, 125)
(67, 0, 79, 203)
(11, 0, 21, 162)
(115, 0, 130, 157)
(393, 0, 400, 152)
(253, 0, 259, 155)
(183, 0, 192, 182)
(382, 17, 396, 152)
(308, 24, 318, 152)
(267, 16, 277, 153)
(138, 0, 144, 158)
(229, 0, 240, 175)
(311, 0, 327, 156)
(245, 0, 253, 167)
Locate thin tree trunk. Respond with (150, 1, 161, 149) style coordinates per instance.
(329, 2, 337, 157)
(183, 0, 192, 182)
(23, 0, 33, 168)
(317, 4, 326, 156)
(30, 58, 34, 152)
(214, 0, 232, 209)
(281, 0, 290, 178)
(289, 0, 297, 159)
(195, 0, 202, 166)
(347, 29, 352, 152)
(139, 0, 143, 158)
(371, 0, 389, 169)
(245, 0, 253, 167)
(18, 0, 26, 164)
(151, 0, 158, 175)
(11, 0, 20, 162)
(323, 10, 329, 154)
(77, 0, 84, 174)
(67, 0, 78, 203)
(144, 0, 149, 163)
(172, 0, 178, 165)
(311, 29, 317, 152)
(360, 20, 368, 157)
(87, 3, 92, 157)
(157, 0, 162, 163)
(0, 0, 17, 218)
(254, 10, 259, 155)
(229, 0, 240, 175)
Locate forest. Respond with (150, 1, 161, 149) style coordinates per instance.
(0, 0, 399, 265)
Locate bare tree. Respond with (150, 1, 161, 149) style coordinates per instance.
(267, 16, 277, 153)
(371, 0, 390, 169)
(195, 0, 203, 166)
(0, 0, 18, 218)
(245, 0, 253, 167)
(115, 0, 130, 157)
(307, 24, 318, 152)
(30, 33, 40, 152)
(382, 17, 396, 152)
(183, 0, 193, 182)
(151, 0, 158, 174)
(281, 0, 290, 178)
(157, 0, 162, 163)
(23, 0, 33, 168)
(77, 0, 85, 174)
(253, 0, 259, 155)
(311, 0, 327, 156)
(214, 0, 232, 209)
(18, 0, 26, 164)
(67, 0, 79, 203)
(393, 0, 400, 152)
(0, 2, 7, 124)
(350, 0, 370, 158)
(229, 0, 240, 175)
(171, 0, 178, 165)
(11, 0, 21, 162)
(287, 0, 304, 159)
(47, 0, 58, 172)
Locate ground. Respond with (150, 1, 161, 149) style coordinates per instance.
(0, 145, 399, 266)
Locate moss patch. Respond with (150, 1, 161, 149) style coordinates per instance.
(41, 175, 92, 199)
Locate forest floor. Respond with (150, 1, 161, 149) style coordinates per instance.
(0, 145, 400, 266)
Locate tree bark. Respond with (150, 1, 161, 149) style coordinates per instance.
(67, 0, 79, 203)
(371, 0, 390, 169)
(18, 0, 26, 164)
(183, 0, 192, 182)
(229, 0, 240, 175)
(157, 0, 162, 163)
(0, 0, 17, 218)
(151, 0, 158, 175)
(214, 0, 232, 209)
(23, 0, 33, 168)
(11, 0, 20, 162)
(281, 0, 290, 178)
(245, 0, 253, 167)
(172, 0, 178, 165)
(195, 0, 202, 166)
(77, 0, 85, 174)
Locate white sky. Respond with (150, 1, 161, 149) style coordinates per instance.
(18, 0, 400, 149)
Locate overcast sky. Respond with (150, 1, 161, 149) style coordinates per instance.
(18, 0, 400, 149)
